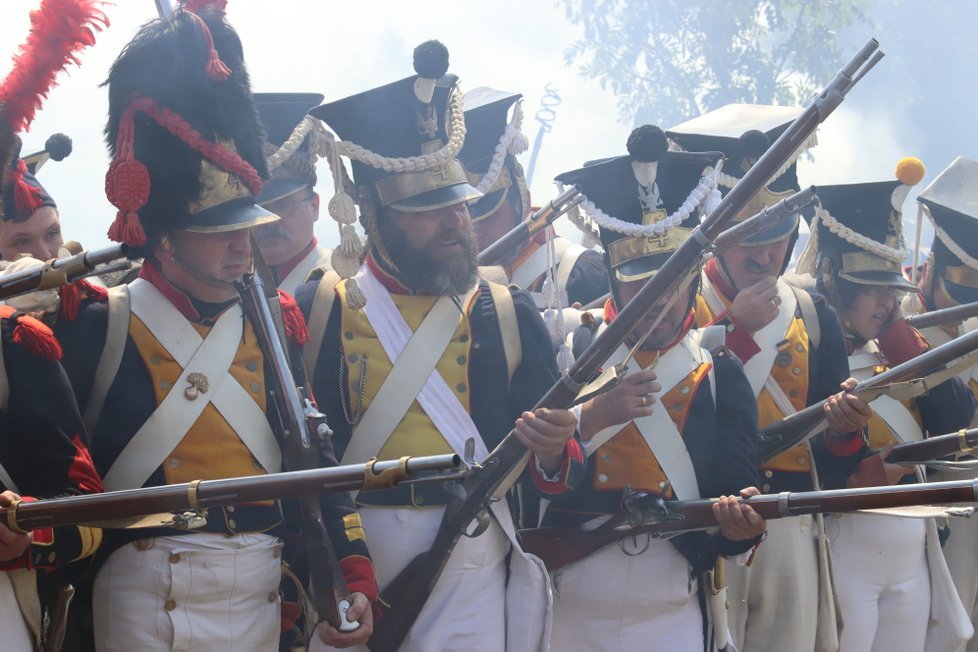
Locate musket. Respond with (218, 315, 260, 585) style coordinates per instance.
(478, 185, 583, 266)
(366, 39, 882, 652)
(905, 301, 978, 330)
(519, 479, 978, 572)
(2, 454, 461, 533)
(237, 249, 360, 633)
(883, 427, 978, 465)
(0, 244, 130, 301)
(758, 326, 978, 463)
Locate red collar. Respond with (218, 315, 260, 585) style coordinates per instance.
(605, 298, 696, 354)
(705, 258, 737, 302)
(138, 259, 205, 321)
(272, 237, 317, 283)
(366, 251, 426, 295)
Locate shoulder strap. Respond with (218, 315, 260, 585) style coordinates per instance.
(791, 284, 820, 352)
(302, 267, 342, 374)
(84, 285, 131, 435)
(487, 282, 522, 382)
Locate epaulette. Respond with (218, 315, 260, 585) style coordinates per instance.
(277, 290, 309, 346)
(1, 305, 62, 361)
(60, 278, 108, 321)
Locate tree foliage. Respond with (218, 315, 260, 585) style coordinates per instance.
(562, 0, 872, 126)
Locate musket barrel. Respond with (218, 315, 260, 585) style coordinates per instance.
(905, 301, 978, 330)
(478, 185, 581, 266)
(885, 428, 978, 465)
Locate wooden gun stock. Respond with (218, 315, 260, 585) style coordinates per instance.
(885, 428, 978, 465)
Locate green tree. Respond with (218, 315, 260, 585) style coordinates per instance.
(563, 0, 873, 126)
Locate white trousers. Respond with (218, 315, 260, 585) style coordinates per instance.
(315, 505, 510, 652)
(93, 532, 283, 652)
(726, 514, 819, 652)
(934, 469, 978, 652)
(828, 512, 929, 652)
(0, 572, 33, 652)
(551, 536, 703, 652)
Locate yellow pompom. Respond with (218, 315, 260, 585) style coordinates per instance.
(895, 157, 926, 186)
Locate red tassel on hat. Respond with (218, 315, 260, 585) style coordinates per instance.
(182, 9, 231, 81)
(11, 159, 44, 217)
(278, 290, 309, 346)
(105, 104, 150, 246)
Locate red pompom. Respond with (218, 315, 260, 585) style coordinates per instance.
(60, 278, 106, 322)
(9, 311, 62, 360)
(278, 290, 309, 346)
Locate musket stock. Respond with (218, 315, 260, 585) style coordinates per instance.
(885, 427, 978, 465)
(367, 40, 882, 652)
(758, 326, 978, 462)
(906, 302, 978, 330)
(520, 479, 978, 571)
(1, 454, 461, 533)
(478, 185, 582, 266)
(0, 243, 130, 301)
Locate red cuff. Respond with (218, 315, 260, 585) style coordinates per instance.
(340, 554, 378, 603)
(530, 440, 584, 495)
(877, 318, 929, 367)
(822, 429, 864, 457)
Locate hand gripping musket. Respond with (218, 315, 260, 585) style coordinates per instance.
(237, 249, 361, 634)
(518, 479, 978, 571)
(0, 455, 461, 533)
(905, 301, 978, 330)
(758, 326, 978, 463)
(477, 185, 583, 266)
(0, 244, 130, 302)
(366, 39, 882, 652)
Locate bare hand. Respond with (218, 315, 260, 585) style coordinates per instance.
(728, 276, 780, 333)
(0, 491, 31, 562)
(579, 369, 661, 440)
(824, 378, 873, 434)
(876, 444, 916, 485)
(714, 487, 766, 541)
(513, 408, 578, 475)
(316, 592, 373, 648)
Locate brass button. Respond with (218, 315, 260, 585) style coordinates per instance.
(792, 367, 802, 376)
(246, 361, 258, 372)
(250, 382, 261, 393)
(347, 354, 359, 364)
(601, 454, 611, 462)
(456, 355, 467, 365)
(227, 505, 235, 513)
(597, 473, 608, 484)
(459, 334, 469, 343)
(160, 380, 170, 390)
(789, 389, 798, 398)
(228, 518, 237, 530)
(150, 354, 161, 365)
(169, 458, 180, 469)
(344, 331, 354, 340)
(134, 539, 153, 551)
(165, 599, 177, 612)
(456, 383, 467, 393)
(726, 323, 736, 333)
(762, 483, 771, 492)
(267, 591, 278, 603)
(795, 343, 805, 353)
(48, 552, 56, 563)
(796, 457, 807, 467)
(414, 494, 425, 506)
(679, 386, 690, 395)
(169, 553, 181, 564)
(658, 481, 667, 489)
(253, 460, 263, 471)
(764, 470, 773, 478)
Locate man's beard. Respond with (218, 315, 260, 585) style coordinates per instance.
(378, 220, 480, 295)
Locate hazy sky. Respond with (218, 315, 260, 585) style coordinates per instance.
(0, 1, 965, 253)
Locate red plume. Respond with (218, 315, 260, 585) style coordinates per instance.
(0, 0, 108, 134)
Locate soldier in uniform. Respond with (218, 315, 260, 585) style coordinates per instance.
(798, 160, 976, 651)
(460, 87, 608, 308)
(53, 6, 375, 651)
(546, 125, 765, 652)
(0, 134, 72, 261)
(676, 104, 874, 652)
(254, 92, 332, 293)
(901, 156, 978, 651)
(296, 41, 580, 652)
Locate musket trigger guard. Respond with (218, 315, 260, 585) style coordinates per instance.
(619, 531, 651, 557)
(186, 479, 203, 512)
(5, 499, 25, 534)
(362, 456, 411, 491)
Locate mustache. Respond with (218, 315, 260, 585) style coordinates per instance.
(744, 259, 775, 273)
